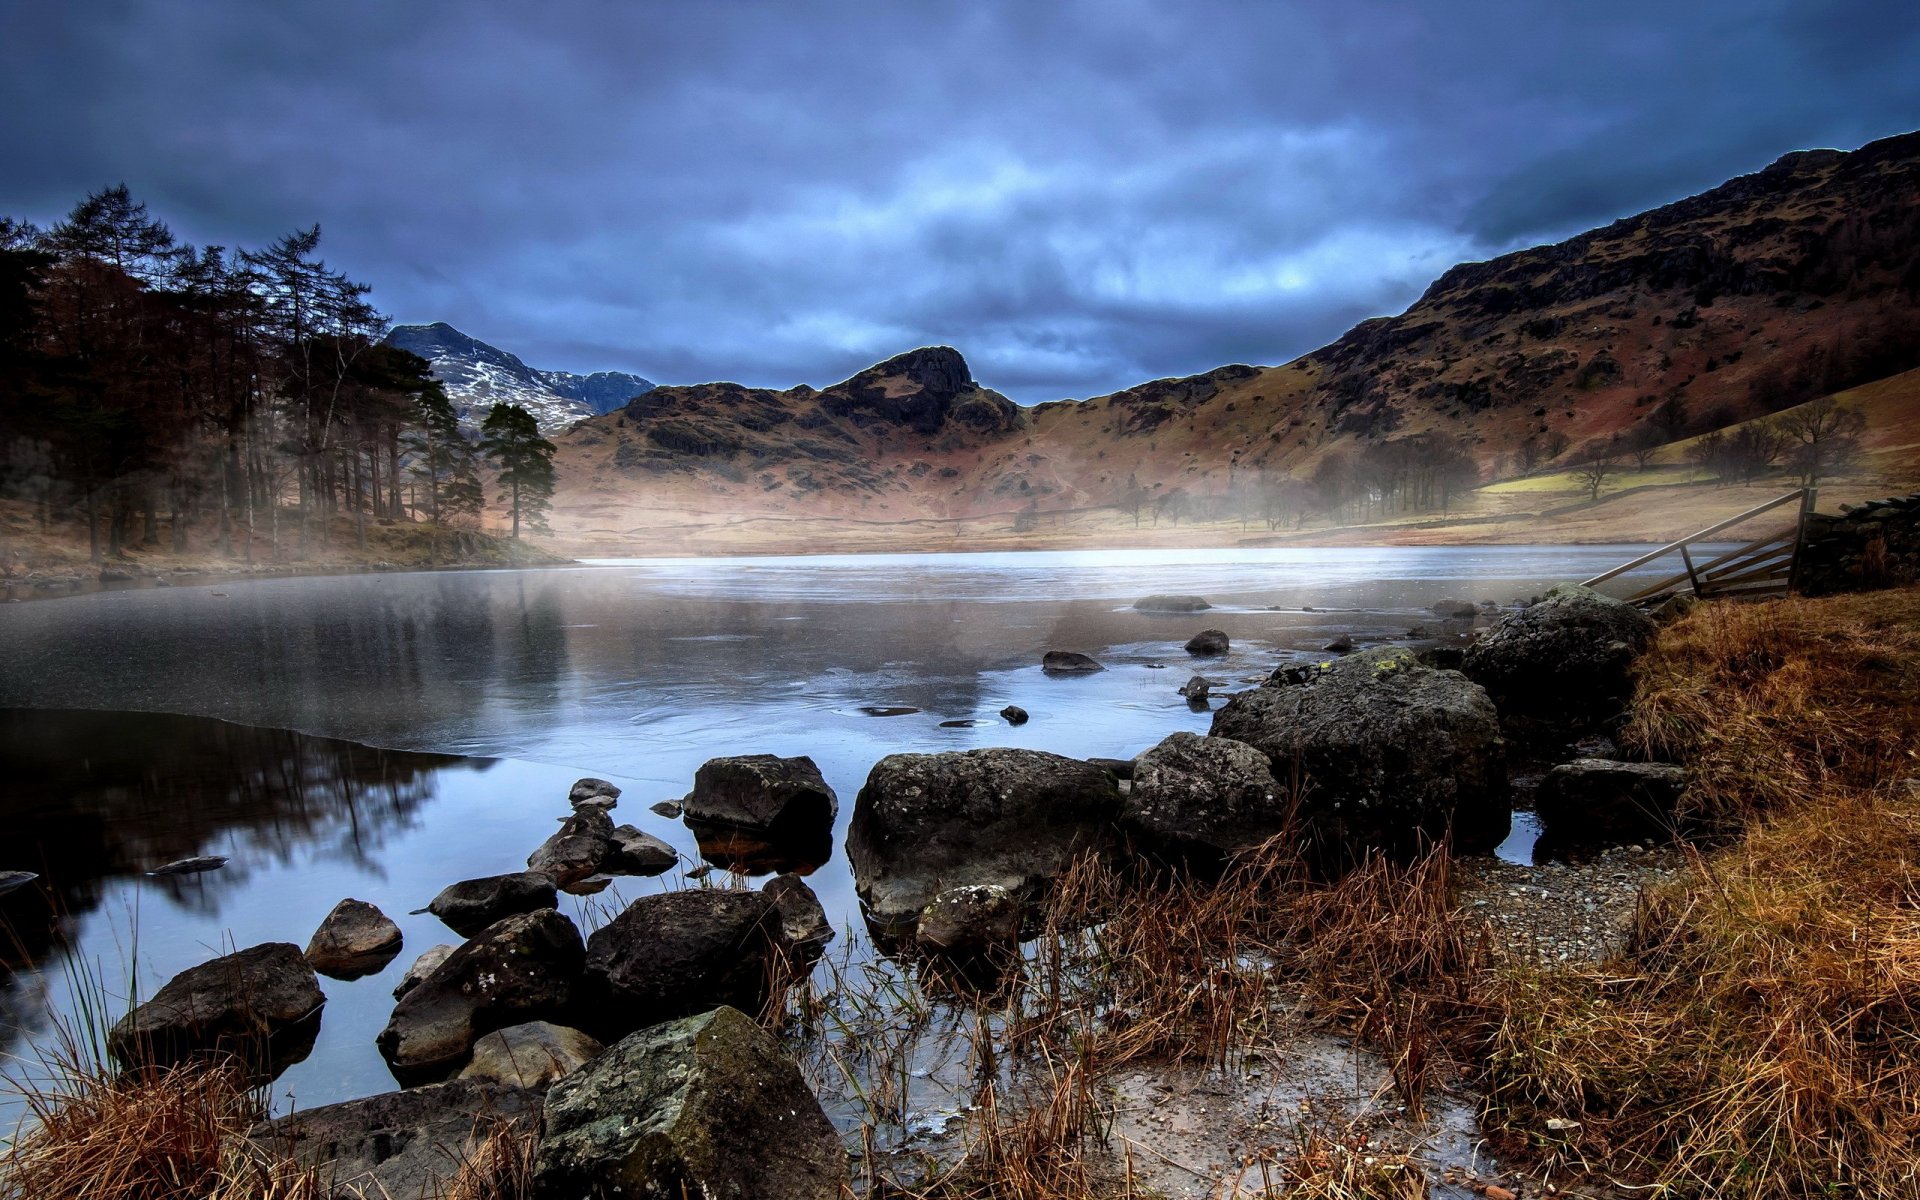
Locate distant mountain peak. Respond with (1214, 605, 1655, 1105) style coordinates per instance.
(382, 322, 654, 433)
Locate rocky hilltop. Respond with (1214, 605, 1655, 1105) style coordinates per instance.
(539, 130, 1920, 548)
(383, 322, 655, 433)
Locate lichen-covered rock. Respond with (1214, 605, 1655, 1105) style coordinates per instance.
(915, 884, 1022, 954)
(1210, 648, 1507, 862)
(1122, 732, 1286, 869)
(1536, 758, 1687, 845)
(305, 898, 404, 980)
(847, 748, 1123, 936)
(459, 1021, 604, 1090)
(532, 1006, 847, 1200)
(581, 890, 788, 1040)
(1462, 582, 1656, 743)
(377, 909, 584, 1085)
(426, 871, 559, 938)
(107, 943, 324, 1082)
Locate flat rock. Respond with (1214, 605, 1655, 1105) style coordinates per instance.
(1042, 650, 1104, 673)
(460, 1021, 605, 1090)
(532, 1006, 847, 1200)
(305, 898, 404, 980)
(107, 942, 323, 1082)
(1134, 594, 1211, 612)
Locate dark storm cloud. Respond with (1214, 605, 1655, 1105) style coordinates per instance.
(4, 0, 1917, 401)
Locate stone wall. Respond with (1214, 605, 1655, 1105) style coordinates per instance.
(1797, 494, 1920, 596)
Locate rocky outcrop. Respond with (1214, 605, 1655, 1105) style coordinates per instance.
(378, 910, 584, 1085)
(1536, 759, 1688, 845)
(426, 871, 559, 938)
(847, 748, 1123, 936)
(305, 899, 404, 980)
(532, 1006, 847, 1200)
(252, 1078, 541, 1200)
(1211, 648, 1507, 862)
(107, 943, 324, 1082)
(1122, 732, 1287, 869)
(459, 1022, 605, 1090)
(1462, 583, 1656, 744)
(581, 890, 789, 1039)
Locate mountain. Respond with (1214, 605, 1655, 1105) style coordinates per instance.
(382, 322, 655, 432)
(542, 130, 1920, 551)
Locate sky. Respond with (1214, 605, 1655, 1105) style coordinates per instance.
(4, 1, 1918, 403)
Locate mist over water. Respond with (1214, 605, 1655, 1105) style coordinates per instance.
(0, 545, 1676, 1123)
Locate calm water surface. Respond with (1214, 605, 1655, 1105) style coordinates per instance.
(0, 546, 1671, 1123)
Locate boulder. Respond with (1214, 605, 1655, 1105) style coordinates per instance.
(460, 1021, 604, 1090)
(393, 945, 457, 1000)
(378, 909, 585, 1085)
(532, 1006, 847, 1200)
(847, 748, 1123, 936)
(1210, 648, 1508, 862)
(569, 777, 621, 809)
(107, 942, 323, 1082)
(1462, 582, 1657, 743)
(528, 807, 614, 888)
(679, 755, 838, 878)
(915, 884, 1022, 954)
(763, 873, 835, 963)
(1000, 704, 1029, 725)
(1134, 594, 1211, 612)
(1042, 650, 1103, 673)
(252, 1079, 541, 1200)
(1323, 634, 1354, 654)
(1432, 599, 1479, 620)
(426, 871, 559, 938)
(1184, 628, 1230, 656)
(305, 898, 404, 980)
(581, 890, 788, 1039)
(650, 800, 684, 819)
(1179, 674, 1212, 701)
(1122, 732, 1287, 869)
(1536, 759, 1687, 845)
(606, 826, 678, 876)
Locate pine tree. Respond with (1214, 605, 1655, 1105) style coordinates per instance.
(479, 403, 555, 540)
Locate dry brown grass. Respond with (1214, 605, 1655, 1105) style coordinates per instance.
(1485, 585, 1920, 1199)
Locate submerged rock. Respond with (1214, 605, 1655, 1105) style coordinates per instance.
(305, 898, 404, 980)
(1184, 628, 1230, 656)
(460, 1021, 605, 1090)
(580, 890, 788, 1040)
(847, 748, 1123, 937)
(1134, 594, 1211, 612)
(107, 942, 324, 1082)
(1211, 648, 1507, 862)
(426, 871, 559, 938)
(532, 1006, 847, 1200)
(253, 1079, 540, 1200)
(1042, 650, 1104, 673)
(1122, 732, 1286, 870)
(1462, 582, 1656, 744)
(1536, 759, 1687, 845)
(378, 909, 584, 1085)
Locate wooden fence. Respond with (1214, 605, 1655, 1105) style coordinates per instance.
(1581, 488, 1818, 602)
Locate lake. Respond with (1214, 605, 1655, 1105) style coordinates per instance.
(0, 545, 1671, 1124)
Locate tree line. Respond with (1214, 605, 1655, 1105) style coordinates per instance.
(0, 187, 556, 564)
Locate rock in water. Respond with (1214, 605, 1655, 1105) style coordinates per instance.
(649, 800, 683, 819)
(1134, 594, 1211, 612)
(378, 910, 584, 1085)
(847, 748, 1123, 937)
(107, 943, 324, 1082)
(680, 756, 837, 873)
(1323, 634, 1354, 654)
(1122, 732, 1286, 870)
(763, 873, 835, 963)
(532, 1006, 847, 1200)
(569, 777, 621, 809)
(252, 1079, 541, 1200)
(1000, 704, 1029, 724)
(1432, 599, 1479, 620)
(426, 871, 559, 937)
(527, 806, 614, 888)
(393, 945, 457, 1000)
(916, 884, 1022, 954)
(1184, 628, 1229, 656)
(147, 854, 228, 876)
(1535, 759, 1688, 845)
(1178, 675, 1212, 701)
(580, 890, 788, 1040)
(1210, 648, 1507, 862)
(460, 1021, 605, 1090)
(1041, 650, 1103, 673)
(605, 825, 678, 876)
(305, 898, 404, 980)
(1462, 582, 1656, 744)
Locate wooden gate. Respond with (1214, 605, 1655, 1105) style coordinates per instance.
(1581, 488, 1818, 602)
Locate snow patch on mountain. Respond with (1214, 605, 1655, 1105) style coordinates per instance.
(383, 322, 655, 433)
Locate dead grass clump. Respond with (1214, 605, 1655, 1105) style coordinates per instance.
(433, 1117, 539, 1200)
(0, 1060, 323, 1200)
(1624, 586, 1920, 827)
(1235, 1124, 1427, 1200)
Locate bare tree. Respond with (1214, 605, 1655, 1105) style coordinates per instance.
(1569, 439, 1623, 501)
(1776, 396, 1868, 486)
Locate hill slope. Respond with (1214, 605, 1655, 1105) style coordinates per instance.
(544, 130, 1920, 552)
(383, 322, 655, 433)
